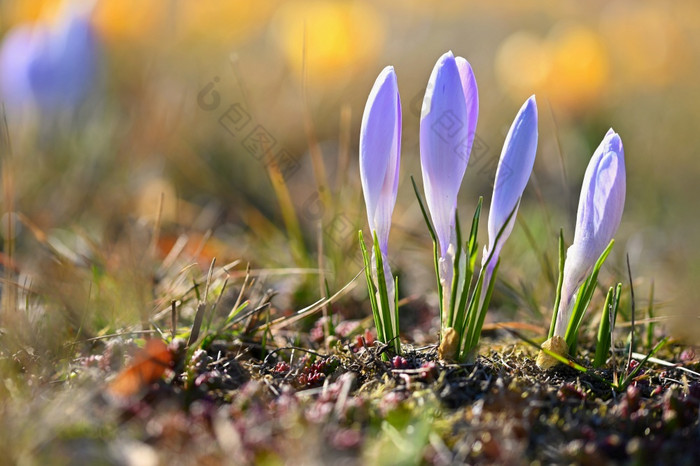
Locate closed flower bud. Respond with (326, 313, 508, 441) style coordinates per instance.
(419, 51, 478, 308)
(553, 129, 626, 338)
(360, 66, 401, 256)
(483, 95, 538, 273)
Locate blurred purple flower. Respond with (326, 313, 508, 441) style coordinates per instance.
(554, 129, 626, 336)
(0, 6, 99, 114)
(360, 66, 402, 256)
(482, 96, 538, 274)
(420, 51, 478, 260)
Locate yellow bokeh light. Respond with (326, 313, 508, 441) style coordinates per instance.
(177, 0, 277, 46)
(93, 0, 168, 43)
(496, 24, 609, 113)
(495, 31, 552, 101)
(600, 2, 685, 89)
(1, 0, 60, 25)
(546, 24, 609, 111)
(271, 0, 384, 85)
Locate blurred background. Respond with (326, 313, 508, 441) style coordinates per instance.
(0, 0, 699, 345)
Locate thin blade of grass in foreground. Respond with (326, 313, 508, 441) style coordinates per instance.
(548, 229, 566, 338)
(646, 281, 655, 351)
(564, 239, 615, 351)
(372, 231, 400, 354)
(619, 337, 669, 390)
(187, 258, 216, 347)
(266, 269, 362, 330)
(410, 175, 442, 319)
(594, 283, 621, 368)
(359, 230, 383, 342)
(453, 198, 482, 341)
(459, 201, 518, 361)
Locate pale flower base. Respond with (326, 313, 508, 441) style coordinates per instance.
(438, 327, 459, 362)
(536, 336, 569, 370)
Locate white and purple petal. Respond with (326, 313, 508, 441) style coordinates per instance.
(553, 129, 626, 337)
(483, 95, 539, 270)
(359, 66, 402, 255)
(420, 51, 473, 258)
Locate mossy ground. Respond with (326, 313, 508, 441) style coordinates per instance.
(5, 326, 697, 466)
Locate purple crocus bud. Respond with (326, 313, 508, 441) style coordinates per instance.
(553, 129, 626, 337)
(359, 66, 402, 256)
(420, 52, 478, 260)
(482, 96, 539, 274)
(0, 5, 99, 115)
(0, 25, 40, 109)
(455, 57, 479, 161)
(420, 52, 478, 313)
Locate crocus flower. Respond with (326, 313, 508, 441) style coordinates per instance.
(420, 51, 478, 307)
(0, 4, 99, 115)
(552, 129, 626, 338)
(359, 66, 401, 257)
(359, 65, 402, 345)
(481, 96, 538, 284)
(0, 25, 37, 110)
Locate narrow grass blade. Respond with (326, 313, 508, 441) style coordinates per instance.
(461, 266, 485, 358)
(324, 278, 335, 337)
(646, 282, 655, 351)
(619, 337, 668, 391)
(462, 259, 500, 361)
(593, 286, 614, 368)
(630, 351, 700, 378)
(447, 210, 463, 329)
(225, 301, 250, 327)
(564, 239, 615, 350)
(454, 198, 483, 333)
(394, 274, 400, 354)
(265, 270, 361, 330)
(358, 230, 383, 342)
(548, 229, 566, 338)
(373, 231, 399, 354)
(625, 254, 636, 373)
(459, 202, 518, 361)
(187, 259, 216, 347)
(411, 176, 442, 318)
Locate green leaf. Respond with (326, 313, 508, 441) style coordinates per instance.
(394, 274, 400, 354)
(462, 259, 500, 361)
(225, 301, 250, 325)
(373, 231, 400, 355)
(564, 239, 615, 351)
(411, 176, 442, 321)
(447, 210, 463, 329)
(454, 198, 483, 337)
(594, 284, 621, 368)
(462, 201, 519, 353)
(358, 230, 383, 343)
(461, 263, 486, 358)
(548, 229, 566, 339)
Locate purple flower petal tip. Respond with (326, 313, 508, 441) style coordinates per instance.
(573, 129, 626, 258)
(554, 129, 626, 337)
(484, 95, 538, 265)
(420, 52, 478, 257)
(360, 66, 402, 254)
